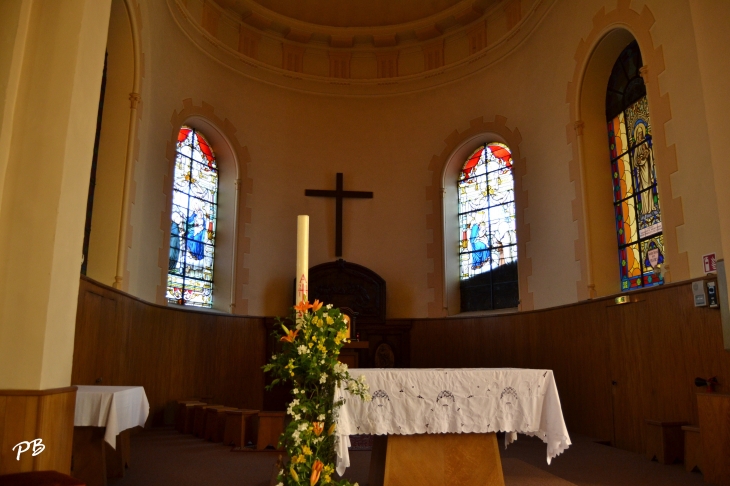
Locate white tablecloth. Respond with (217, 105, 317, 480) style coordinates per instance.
(74, 386, 150, 448)
(334, 368, 571, 475)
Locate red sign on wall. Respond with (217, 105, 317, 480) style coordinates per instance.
(703, 253, 717, 274)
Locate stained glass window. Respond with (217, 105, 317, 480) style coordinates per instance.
(606, 41, 663, 291)
(458, 143, 518, 311)
(166, 127, 219, 307)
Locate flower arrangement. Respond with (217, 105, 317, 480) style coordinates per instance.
(264, 299, 371, 486)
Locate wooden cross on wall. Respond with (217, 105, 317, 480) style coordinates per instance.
(305, 173, 373, 257)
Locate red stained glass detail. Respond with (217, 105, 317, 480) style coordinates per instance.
(178, 128, 191, 143)
(608, 120, 617, 158)
(461, 147, 484, 180)
(197, 135, 215, 167)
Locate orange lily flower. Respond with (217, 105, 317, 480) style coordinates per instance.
(327, 423, 336, 436)
(280, 326, 299, 343)
(311, 299, 323, 312)
(310, 460, 324, 486)
(294, 299, 313, 314)
(312, 422, 324, 436)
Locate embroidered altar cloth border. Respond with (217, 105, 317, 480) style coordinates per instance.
(334, 368, 571, 475)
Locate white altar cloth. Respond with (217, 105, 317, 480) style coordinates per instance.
(74, 385, 150, 448)
(334, 368, 571, 475)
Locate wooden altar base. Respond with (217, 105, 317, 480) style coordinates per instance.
(369, 433, 505, 486)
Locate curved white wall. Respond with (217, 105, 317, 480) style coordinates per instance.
(120, 0, 723, 318)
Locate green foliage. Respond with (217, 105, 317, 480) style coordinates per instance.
(263, 300, 371, 486)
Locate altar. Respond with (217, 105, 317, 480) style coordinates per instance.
(335, 368, 571, 486)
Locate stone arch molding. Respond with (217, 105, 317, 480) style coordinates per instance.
(158, 99, 253, 314)
(426, 115, 533, 317)
(565, 0, 688, 301)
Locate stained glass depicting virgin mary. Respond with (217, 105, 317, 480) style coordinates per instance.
(166, 127, 219, 308)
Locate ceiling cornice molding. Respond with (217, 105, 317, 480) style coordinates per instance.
(226, 0, 489, 41)
(168, 0, 557, 97)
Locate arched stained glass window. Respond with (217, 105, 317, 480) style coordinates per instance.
(458, 143, 518, 311)
(606, 41, 664, 291)
(166, 126, 219, 307)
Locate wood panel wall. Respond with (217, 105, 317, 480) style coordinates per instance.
(73, 276, 730, 458)
(72, 277, 267, 426)
(410, 279, 730, 455)
(0, 387, 76, 475)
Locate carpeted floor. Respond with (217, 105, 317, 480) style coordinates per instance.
(108, 428, 705, 486)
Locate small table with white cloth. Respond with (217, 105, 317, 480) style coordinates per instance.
(71, 386, 150, 486)
(335, 369, 571, 486)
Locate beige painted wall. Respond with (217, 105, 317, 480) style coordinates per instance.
(646, 0, 722, 274)
(118, 0, 726, 318)
(0, 0, 111, 389)
(689, 0, 730, 277)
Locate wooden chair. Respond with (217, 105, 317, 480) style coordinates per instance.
(223, 409, 260, 448)
(681, 425, 702, 473)
(644, 420, 687, 464)
(256, 411, 286, 450)
(193, 404, 223, 438)
(204, 407, 236, 442)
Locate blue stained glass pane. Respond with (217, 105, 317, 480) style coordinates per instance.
(167, 126, 219, 308)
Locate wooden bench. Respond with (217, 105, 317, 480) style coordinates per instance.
(256, 411, 286, 450)
(681, 425, 702, 473)
(204, 407, 237, 442)
(644, 420, 687, 464)
(193, 404, 223, 438)
(223, 409, 259, 448)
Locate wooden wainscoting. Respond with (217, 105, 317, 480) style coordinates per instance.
(410, 278, 730, 456)
(0, 387, 77, 475)
(71, 277, 267, 426)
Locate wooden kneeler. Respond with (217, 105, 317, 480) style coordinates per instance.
(194, 404, 224, 438)
(256, 411, 286, 450)
(681, 425, 703, 473)
(224, 409, 260, 448)
(176, 400, 205, 432)
(205, 407, 237, 442)
(644, 420, 687, 464)
(183, 402, 207, 434)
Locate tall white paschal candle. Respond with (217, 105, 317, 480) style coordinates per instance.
(296, 215, 309, 305)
